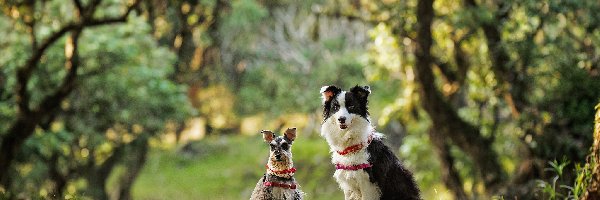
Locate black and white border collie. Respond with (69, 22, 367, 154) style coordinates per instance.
(320, 85, 420, 200)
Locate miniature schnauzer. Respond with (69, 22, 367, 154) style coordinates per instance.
(251, 128, 304, 200)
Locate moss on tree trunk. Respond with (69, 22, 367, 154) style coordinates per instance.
(582, 103, 600, 200)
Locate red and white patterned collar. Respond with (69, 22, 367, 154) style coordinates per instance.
(264, 181, 297, 189)
(335, 163, 373, 170)
(334, 132, 376, 170)
(336, 133, 374, 155)
(264, 165, 298, 189)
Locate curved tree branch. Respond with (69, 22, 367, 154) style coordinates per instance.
(14, 0, 140, 116)
(73, 0, 84, 14)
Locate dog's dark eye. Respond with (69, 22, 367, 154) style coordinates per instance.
(281, 143, 289, 150)
(348, 105, 355, 109)
(332, 103, 340, 110)
(270, 144, 276, 149)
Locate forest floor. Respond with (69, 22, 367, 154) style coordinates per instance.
(131, 134, 343, 200)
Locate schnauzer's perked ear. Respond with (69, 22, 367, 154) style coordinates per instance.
(350, 85, 371, 99)
(284, 127, 297, 142)
(320, 85, 341, 104)
(262, 130, 275, 143)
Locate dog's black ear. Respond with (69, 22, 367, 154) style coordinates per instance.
(261, 130, 275, 143)
(284, 127, 297, 142)
(350, 85, 371, 99)
(320, 85, 341, 104)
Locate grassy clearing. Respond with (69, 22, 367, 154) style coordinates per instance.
(133, 134, 343, 200)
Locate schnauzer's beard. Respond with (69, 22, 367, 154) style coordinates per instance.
(268, 153, 293, 170)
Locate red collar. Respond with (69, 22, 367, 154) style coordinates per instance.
(264, 181, 297, 189)
(266, 165, 297, 174)
(335, 163, 372, 170)
(336, 134, 374, 155)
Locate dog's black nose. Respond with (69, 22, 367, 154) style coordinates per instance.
(275, 154, 282, 161)
(338, 116, 346, 123)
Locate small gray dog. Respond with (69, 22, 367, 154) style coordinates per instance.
(250, 128, 304, 200)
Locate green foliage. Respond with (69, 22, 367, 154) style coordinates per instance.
(231, 0, 372, 116)
(535, 158, 591, 200)
(224, 0, 268, 31)
(220, 0, 268, 56)
(237, 54, 366, 116)
(5, 9, 193, 198)
(536, 162, 563, 199)
(0, 16, 27, 133)
(570, 162, 593, 199)
(399, 129, 446, 198)
(71, 15, 191, 132)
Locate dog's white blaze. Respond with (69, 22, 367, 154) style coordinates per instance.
(333, 92, 354, 124)
(321, 93, 381, 200)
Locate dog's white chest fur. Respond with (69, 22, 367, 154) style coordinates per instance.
(330, 147, 381, 200)
(321, 117, 381, 200)
(334, 169, 380, 200)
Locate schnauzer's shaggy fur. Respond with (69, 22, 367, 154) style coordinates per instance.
(251, 128, 304, 200)
(320, 85, 421, 200)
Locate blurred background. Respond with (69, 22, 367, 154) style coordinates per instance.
(1, 0, 600, 199)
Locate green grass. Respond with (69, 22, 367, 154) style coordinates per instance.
(133, 134, 343, 200)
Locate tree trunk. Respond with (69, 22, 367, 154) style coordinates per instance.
(0, 116, 40, 186)
(414, 0, 505, 194)
(117, 138, 149, 200)
(170, 0, 200, 83)
(582, 103, 600, 200)
(85, 144, 124, 200)
(87, 175, 109, 200)
(429, 129, 468, 200)
(48, 154, 68, 198)
(197, 0, 229, 87)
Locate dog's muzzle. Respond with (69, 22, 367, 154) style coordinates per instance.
(339, 124, 348, 129)
(338, 117, 349, 129)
